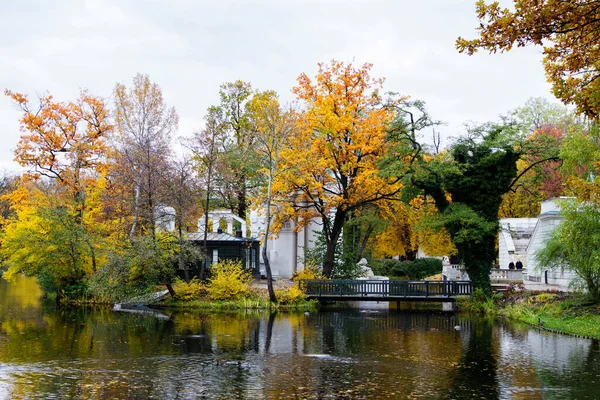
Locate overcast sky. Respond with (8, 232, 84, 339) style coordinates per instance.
(1, 0, 555, 172)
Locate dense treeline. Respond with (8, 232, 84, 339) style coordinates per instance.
(1, 3, 600, 303)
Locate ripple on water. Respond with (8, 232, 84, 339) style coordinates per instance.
(1, 283, 600, 400)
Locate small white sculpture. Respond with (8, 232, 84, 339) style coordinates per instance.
(357, 258, 374, 278)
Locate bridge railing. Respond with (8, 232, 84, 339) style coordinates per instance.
(302, 280, 473, 298)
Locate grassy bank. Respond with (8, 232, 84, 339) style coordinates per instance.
(161, 297, 320, 312)
(458, 289, 600, 339)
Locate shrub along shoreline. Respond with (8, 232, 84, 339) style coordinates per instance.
(57, 260, 323, 311)
(457, 288, 600, 339)
(156, 260, 323, 312)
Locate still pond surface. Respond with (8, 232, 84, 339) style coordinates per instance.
(1, 277, 599, 399)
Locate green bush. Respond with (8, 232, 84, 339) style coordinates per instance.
(370, 258, 442, 280)
(61, 280, 89, 300)
(88, 234, 180, 303)
(87, 254, 148, 303)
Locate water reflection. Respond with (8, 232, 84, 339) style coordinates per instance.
(1, 278, 599, 399)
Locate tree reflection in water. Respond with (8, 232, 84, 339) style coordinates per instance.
(445, 319, 499, 399)
(1, 277, 600, 399)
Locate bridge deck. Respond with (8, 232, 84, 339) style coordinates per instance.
(302, 279, 473, 302)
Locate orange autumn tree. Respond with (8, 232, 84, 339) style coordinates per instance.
(274, 61, 417, 277)
(6, 90, 111, 207)
(1, 90, 113, 297)
(456, 0, 600, 120)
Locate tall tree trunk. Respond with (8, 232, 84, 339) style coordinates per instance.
(84, 238, 97, 274)
(201, 167, 213, 280)
(262, 246, 277, 303)
(322, 210, 346, 278)
(461, 234, 495, 296)
(464, 261, 492, 295)
(262, 168, 277, 303)
(147, 167, 155, 241)
(129, 171, 143, 239)
(178, 223, 189, 282)
(237, 181, 247, 220)
(165, 282, 176, 297)
(55, 288, 63, 306)
(355, 224, 375, 263)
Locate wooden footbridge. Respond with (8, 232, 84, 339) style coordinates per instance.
(303, 280, 473, 302)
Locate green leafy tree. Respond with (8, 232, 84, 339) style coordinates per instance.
(560, 123, 600, 202)
(499, 98, 584, 218)
(90, 233, 179, 300)
(510, 97, 575, 134)
(210, 81, 261, 219)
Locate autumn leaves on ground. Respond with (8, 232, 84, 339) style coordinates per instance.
(1, 0, 600, 310)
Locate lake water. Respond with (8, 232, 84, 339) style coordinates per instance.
(1, 277, 599, 399)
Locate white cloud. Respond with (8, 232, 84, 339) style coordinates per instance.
(0, 0, 557, 172)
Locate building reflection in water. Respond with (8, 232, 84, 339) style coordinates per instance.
(1, 277, 600, 399)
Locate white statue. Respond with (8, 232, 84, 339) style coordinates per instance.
(357, 258, 374, 278)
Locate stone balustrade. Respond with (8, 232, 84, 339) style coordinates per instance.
(443, 263, 525, 283)
(490, 268, 524, 283)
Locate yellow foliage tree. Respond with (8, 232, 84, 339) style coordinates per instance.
(0, 183, 94, 297)
(247, 90, 296, 302)
(2, 89, 115, 298)
(371, 197, 456, 259)
(273, 60, 415, 277)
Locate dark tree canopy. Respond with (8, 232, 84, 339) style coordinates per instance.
(414, 126, 521, 292)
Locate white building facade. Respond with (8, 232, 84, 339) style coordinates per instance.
(498, 218, 538, 270)
(249, 210, 321, 279)
(525, 198, 578, 289)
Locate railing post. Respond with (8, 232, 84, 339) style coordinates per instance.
(426, 281, 429, 297)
